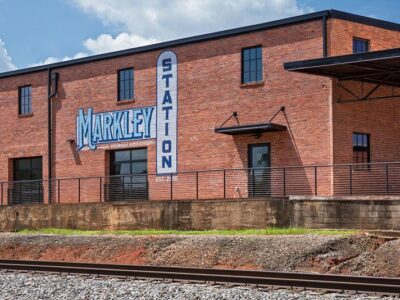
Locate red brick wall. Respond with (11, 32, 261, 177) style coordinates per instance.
(3, 16, 400, 200)
(330, 19, 400, 166)
(329, 18, 400, 56)
(0, 19, 330, 189)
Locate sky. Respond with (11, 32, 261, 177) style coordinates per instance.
(1, 0, 400, 72)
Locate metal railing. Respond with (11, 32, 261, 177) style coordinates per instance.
(1, 161, 400, 205)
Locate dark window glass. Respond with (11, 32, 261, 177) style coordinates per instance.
(110, 148, 147, 176)
(353, 133, 370, 167)
(19, 86, 32, 115)
(13, 157, 42, 181)
(242, 46, 263, 83)
(353, 38, 369, 53)
(118, 68, 134, 101)
(109, 148, 148, 201)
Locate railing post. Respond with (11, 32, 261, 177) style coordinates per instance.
(223, 170, 226, 199)
(385, 163, 389, 195)
(99, 177, 102, 203)
(57, 179, 60, 204)
(314, 166, 318, 196)
(196, 171, 199, 200)
(78, 178, 81, 203)
(122, 176, 125, 201)
(283, 168, 286, 197)
(170, 173, 173, 201)
(19, 182, 22, 204)
(349, 165, 353, 196)
(251, 169, 255, 198)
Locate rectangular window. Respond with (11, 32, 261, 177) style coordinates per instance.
(242, 46, 263, 84)
(12, 156, 43, 205)
(19, 85, 32, 115)
(110, 148, 147, 176)
(108, 148, 148, 201)
(353, 133, 370, 166)
(13, 157, 43, 181)
(353, 38, 369, 53)
(118, 68, 134, 101)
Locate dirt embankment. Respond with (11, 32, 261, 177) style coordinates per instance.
(0, 233, 398, 277)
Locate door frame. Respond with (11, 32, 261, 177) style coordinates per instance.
(248, 143, 271, 197)
(248, 143, 271, 169)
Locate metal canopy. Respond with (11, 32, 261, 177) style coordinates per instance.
(215, 123, 286, 135)
(284, 48, 400, 87)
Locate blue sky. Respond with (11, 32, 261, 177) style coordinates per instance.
(1, 0, 400, 72)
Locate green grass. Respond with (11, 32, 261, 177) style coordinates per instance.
(17, 227, 357, 236)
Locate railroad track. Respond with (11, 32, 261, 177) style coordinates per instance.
(0, 259, 399, 296)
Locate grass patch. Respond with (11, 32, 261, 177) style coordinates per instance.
(17, 227, 357, 236)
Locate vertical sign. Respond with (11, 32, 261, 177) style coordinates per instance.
(157, 51, 178, 174)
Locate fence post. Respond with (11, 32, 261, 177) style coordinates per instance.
(19, 182, 22, 204)
(196, 171, 199, 200)
(283, 168, 286, 197)
(99, 177, 102, 203)
(170, 173, 173, 201)
(314, 166, 318, 196)
(78, 178, 81, 203)
(386, 163, 389, 196)
(223, 170, 226, 199)
(251, 169, 255, 198)
(349, 165, 353, 196)
(57, 179, 60, 204)
(1, 182, 3, 206)
(122, 176, 125, 201)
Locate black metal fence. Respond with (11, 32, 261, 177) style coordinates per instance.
(1, 161, 400, 205)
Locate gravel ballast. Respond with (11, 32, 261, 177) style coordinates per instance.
(0, 233, 390, 275)
(0, 271, 397, 300)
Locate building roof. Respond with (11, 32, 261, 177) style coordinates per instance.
(284, 47, 400, 87)
(2, 9, 400, 79)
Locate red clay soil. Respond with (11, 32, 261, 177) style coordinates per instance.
(0, 233, 398, 277)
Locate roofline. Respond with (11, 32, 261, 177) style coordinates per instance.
(284, 47, 400, 71)
(2, 9, 400, 79)
(329, 10, 400, 32)
(0, 10, 330, 79)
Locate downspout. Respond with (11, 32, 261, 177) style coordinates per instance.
(322, 14, 328, 57)
(47, 69, 59, 203)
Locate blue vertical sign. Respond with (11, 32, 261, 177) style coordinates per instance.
(157, 51, 178, 174)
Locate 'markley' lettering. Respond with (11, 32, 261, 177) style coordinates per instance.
(76, 106, 155, 150)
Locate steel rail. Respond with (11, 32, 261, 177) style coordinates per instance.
(0, 260, 399, 295)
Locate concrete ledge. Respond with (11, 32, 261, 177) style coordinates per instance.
(290, 195, 400, 201)
(0, 196, 399, 231)
(0, 198, 289, 231)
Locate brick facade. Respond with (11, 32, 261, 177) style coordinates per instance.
(1, 11, 400, 202)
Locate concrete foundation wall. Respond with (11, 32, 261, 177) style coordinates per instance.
(290, 196, 400, 230)
(0, 197, 399, 231)
(0, 198, 289, 232)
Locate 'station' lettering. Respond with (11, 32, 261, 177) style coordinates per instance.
(156, 51, 178, 174)
(76, 106, 156, 150)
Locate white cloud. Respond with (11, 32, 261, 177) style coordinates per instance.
(84, 33, 158, 54)
(33, 0, 311, 66)
(29, 52, 87, 67)
(72, 0, 311, 41)
(0, 38, 16, 72)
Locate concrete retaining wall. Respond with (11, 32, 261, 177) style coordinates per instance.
(290, 196, 400, 230)
(0, 198, 289, 231)
(1, 197, 399, 231)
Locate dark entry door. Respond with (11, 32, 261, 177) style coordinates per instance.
(108, 148, 148, 201)
(248, 144, 271, 197)
(11, 157, 43, 204)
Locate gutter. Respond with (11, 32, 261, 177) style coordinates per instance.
(47, 69, 59, 203)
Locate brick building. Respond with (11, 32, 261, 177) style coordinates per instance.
(1, 10, 400, 204)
